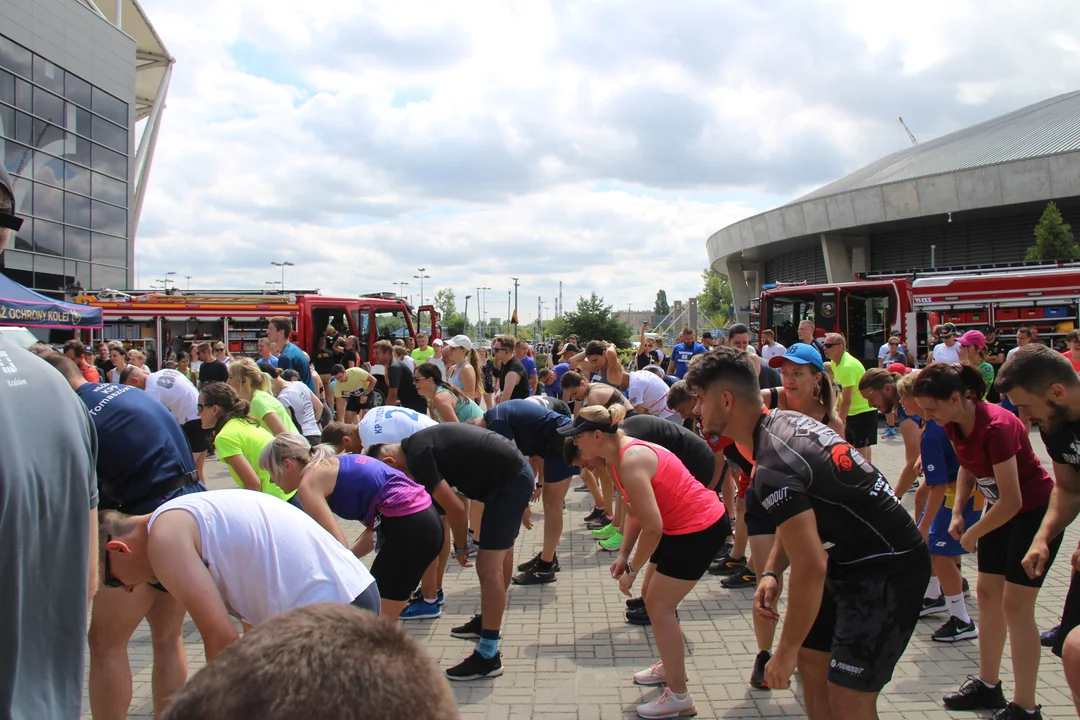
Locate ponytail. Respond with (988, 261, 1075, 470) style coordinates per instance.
(577, 403, 626, 428)
(259, 432, 337, 479)
(912, 362, 986, 402)
(199, 382, 253, 436)
(467, 348, 483, 399)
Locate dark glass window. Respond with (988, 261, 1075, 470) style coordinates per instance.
(65, 193, 90, 228)
(33, 182, 63, 222)
(33, 218, 64, 255)
(72, 104, 92, 138)
(32, 119, 63, 153)
(14, 78, 30, 112)
(0, 68, 12, 105)
(73, 260, 91, 292)
(65, 227, 91, 260)
(91, 172, 126, 206)
(91, 201, 126, 236)
(64, 72, 92, 109)
(2, 141, 32, 178)
(33, 150, 63, 187)
(0, 36, 32, 79)
(92, 116, 126, 154)
(32, 56, 63, 94)
(14, 110, 32, 144)
(92, 143, 126, 178)
(92, 263, 126, 290)
(91, 87, 127, 128)
(34, 254, 65, 291)
(0, 103, 12, 140)
(0, 250, 34, 288)
(67, 132, 91, 167)
(33, 87, 64, 125)
(66, 161, 90, 195)
(92, 232, 127, 265)
(11, 218, 31, 251)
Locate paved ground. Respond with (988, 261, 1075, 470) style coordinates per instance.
(82, 431, 1079, 719)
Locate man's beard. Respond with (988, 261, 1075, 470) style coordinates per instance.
(1038, 399, 1072, 433)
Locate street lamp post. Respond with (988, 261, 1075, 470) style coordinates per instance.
(184, 275, 192, 291)
(511, 277, 519, 337)
(271, 261, 295, 291)
(413, 268, 431, 308)
(266, 281, 281, 292)
(463, 294, 471, 337)
(393, 281, 409, 298)
(165, 271, 177, 290)
(477, 286, 491, 341)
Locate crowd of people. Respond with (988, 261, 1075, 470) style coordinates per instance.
(3, 159, 1080, 719)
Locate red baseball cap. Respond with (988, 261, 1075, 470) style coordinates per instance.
(886, 362, 910, 375)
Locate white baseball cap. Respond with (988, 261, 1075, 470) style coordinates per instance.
(446, 335, 473, 351)
(432, 338, 444, 346)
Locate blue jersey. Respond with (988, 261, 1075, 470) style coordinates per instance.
(75, 383, 195, 507)
(521, 355, 537, 381)
(277, 342, 314, 391)
(672, 342, 707, 379)
(920, 419, 960, 489)
(545, 362, 570, 397)
(484, 398, 570, 458)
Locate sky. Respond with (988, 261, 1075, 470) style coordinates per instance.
(133, 0, 1080, 326)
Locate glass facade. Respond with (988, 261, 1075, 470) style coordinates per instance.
(0, 33, 130, 299)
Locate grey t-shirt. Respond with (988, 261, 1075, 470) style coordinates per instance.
(0, 332, 98, 719)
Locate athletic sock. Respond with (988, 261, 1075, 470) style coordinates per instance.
(422, 597, 438, 604)
(477, 629, 500, 659)
(671, 690, 690, 700)
(925, 576, 941, 599)
(979, 678, 997, 689)
(947, 593, 970, 623)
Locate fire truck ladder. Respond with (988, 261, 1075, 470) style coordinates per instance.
(860, 259, 1080, 281)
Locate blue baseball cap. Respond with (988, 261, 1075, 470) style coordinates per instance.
(769, 343, 825, 372)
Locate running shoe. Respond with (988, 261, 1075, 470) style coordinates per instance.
(636, 688, 696, 719)
(881, 427, 896, 439)
(598, 532, 624, 551)
(633, 661, 667, 686)
(466, 540, 480, 558)
(586, 515, 612, 531)
(750, 650, 771, 690)
(931, 616, 978, 642)
(626, 596, 646, 610)
(517, 552, 561, 573)
(990, 703, 1042, 720)
(942, 676, 1007, 711)
(911, 480, 920, 489)
(592, 523, 618, 539)
(512, 566, 556, 585)
(721, 567, 757, 589)
(963, 577, 971, 598)
(626, 606, 650, 626)
(399, 599, 442, 620)
(1041, 623, 1060, 647)
(445, 650, 503, 681)
(584, 507, 606, 523)
(708, 555, 746, 576)
(409, 588, 445, 606)
(450, 614, 484, 640)
(920, 594, 947, 616)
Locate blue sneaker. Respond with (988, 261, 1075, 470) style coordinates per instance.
(400, 599, 442, 620)
(881, 427, 897, 439)
(410, 588, 445, 606)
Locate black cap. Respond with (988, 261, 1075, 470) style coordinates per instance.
(556, 414, 620, 437)
(562, 343, 580, 355)
(0, 164, 23, 232)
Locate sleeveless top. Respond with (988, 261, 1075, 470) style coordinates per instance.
(432, 386, 484, 423)
(448, 361, 466, 391)
(610, 439, 725, 535)
(767, 387, 830, 424)
(327, 454, 432, 527)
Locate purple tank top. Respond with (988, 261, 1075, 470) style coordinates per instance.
(328, 454, 431, 526)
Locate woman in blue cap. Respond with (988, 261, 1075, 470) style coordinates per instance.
(764, 342, 844, 434)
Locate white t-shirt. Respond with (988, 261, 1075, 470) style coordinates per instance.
(278, 382, 319, 437)
(148, 490, 373, 625)
(144, 369, 199, 424)
(626, 371, 678, 421)
(761, 343, 787, 361)
(359, 405, 437, 447)
(931, 342, 961, 365)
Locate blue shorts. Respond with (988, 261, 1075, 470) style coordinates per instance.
(542, 452, 578, 484)
(927, 497, 983, 557)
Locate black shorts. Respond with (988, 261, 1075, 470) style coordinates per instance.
(802, 546, 930, 692)
(845, 411, 879, 448)
(650, 516, 727, 581)
(743, 483, 777, 537)
(1054, 568, 1080, 658)
(345, 394, 365, 413)
(977, 504, 1062, 587)
(477, 462, 534, 551)
(542, 451, 578, 484)
(182, 418, 209, 453)
(369, 505, 445, 601)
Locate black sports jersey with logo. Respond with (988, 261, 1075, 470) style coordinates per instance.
(1041, 420, 1080, 472)
(751, 410, 923, 566)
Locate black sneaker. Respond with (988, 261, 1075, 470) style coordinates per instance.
(931, 616, 978, 643)
(584, 507, 605, 523)
(920, 594, 947, 616)
(626, 605, 651, 626)
(750, 650, 771, 690)
(709, 556, 746, 576)
(445, 650, 503, 681)
(943, 676, 1007, 711)
(991, 703, 1042, 720)
(512, 566, 556, 585)
(450, 614, 484, 640)
(963, 576, 971, 598)
(585, 516, 611, 530)
(1041, 623, 1061, 647)
(516, 552, 561, 573)
(626, 596, 645, 610)
(721, 567, 757, 589)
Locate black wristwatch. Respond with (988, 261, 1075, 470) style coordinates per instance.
(760, 571, 780, 581)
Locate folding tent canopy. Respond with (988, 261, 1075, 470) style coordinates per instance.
(0, 273, 103, 329)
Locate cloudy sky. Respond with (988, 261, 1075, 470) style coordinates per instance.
(134, 0, 1080, 326)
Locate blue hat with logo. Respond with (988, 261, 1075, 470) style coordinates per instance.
(769, 343, 825, 372)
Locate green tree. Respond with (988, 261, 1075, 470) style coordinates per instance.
(432, 287, 469, 337)
(654, 289, 671, 317)
(698, 268, 734, 326)
(1026, 201, 1078, 262)
(561, 293, 633, 348)
(542, 315, 569, 339)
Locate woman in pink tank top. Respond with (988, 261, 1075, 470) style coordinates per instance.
(559, 404, 725, 720)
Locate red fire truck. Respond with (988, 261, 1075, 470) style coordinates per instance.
(76, 289, 439, 370)
(753, 261, 1080, 367)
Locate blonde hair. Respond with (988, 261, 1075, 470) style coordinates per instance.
(577, 403, 627, 427)
(229, 356, 273, 394)
(896, 370, 919, 399)
(259, 433, 338, 480)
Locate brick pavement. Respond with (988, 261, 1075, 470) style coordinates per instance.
(82, 432, 1078, 719)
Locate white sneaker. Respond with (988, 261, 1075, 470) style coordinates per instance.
(636, 687, 697, 718)
(633, 661, 667, 686)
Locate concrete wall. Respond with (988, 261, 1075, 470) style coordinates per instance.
(1, 0, 137, 286)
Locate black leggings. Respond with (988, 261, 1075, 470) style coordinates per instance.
(370, 504, 444, 601)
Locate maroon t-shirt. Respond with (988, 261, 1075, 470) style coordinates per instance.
(944, 401, 1053, 512)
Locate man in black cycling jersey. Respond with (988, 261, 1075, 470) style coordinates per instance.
(686, 347, 929, 720)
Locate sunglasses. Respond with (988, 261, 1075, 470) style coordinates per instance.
(103, 535, 125, 589)
(0, 211, 23, 231)
(888, 342, 898, 346)
(823, 342, 841, 348)
(197, 403, 212, 411)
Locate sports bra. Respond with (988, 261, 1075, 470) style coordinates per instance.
(767, 387, 830, 425)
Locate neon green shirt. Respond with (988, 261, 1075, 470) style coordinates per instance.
(332, 367, 372, 398)
(834, 352, 873, 416)
(250, 389, 298, 434)
(411, 346, 436, 363)
(214, 418, 296, 501)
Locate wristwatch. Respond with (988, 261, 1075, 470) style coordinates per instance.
(760, 571, 780, 581)
(454, 545, 468, 554)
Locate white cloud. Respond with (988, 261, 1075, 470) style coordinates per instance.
(134, 0, 1080, 325)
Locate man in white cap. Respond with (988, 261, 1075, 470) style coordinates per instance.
(430, 337, 449, 377)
